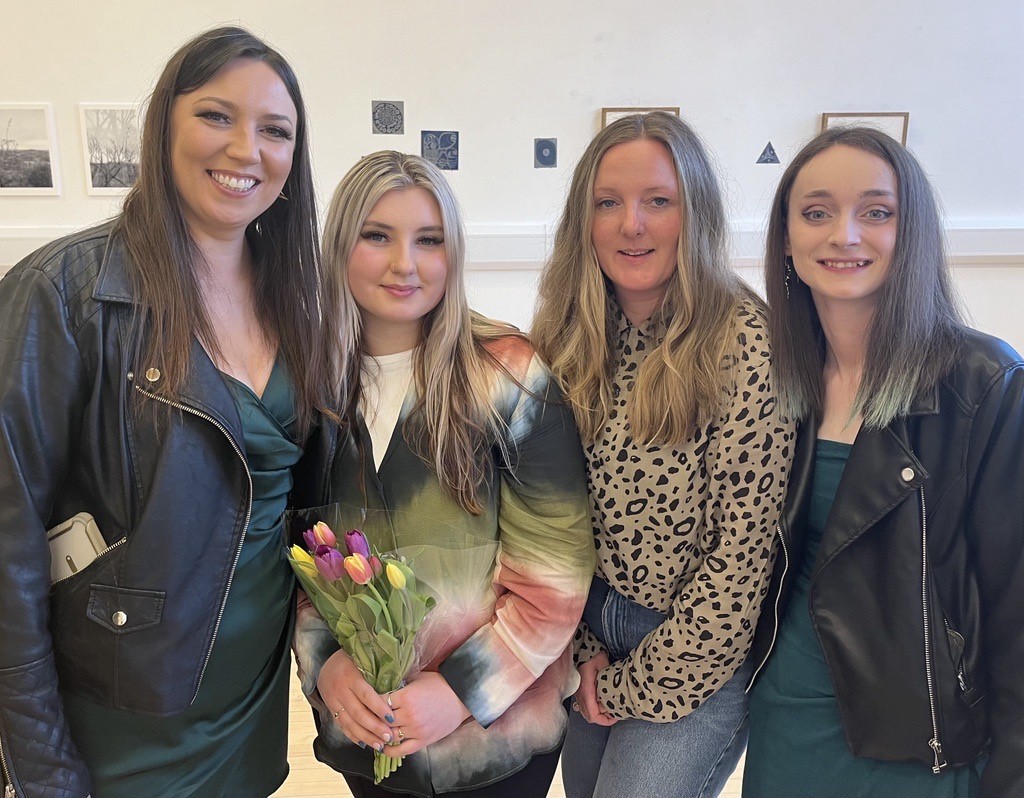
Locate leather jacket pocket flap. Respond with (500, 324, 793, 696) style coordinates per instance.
(87, 584, 165, 634)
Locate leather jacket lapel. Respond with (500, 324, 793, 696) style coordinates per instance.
(778, 417, 818, 563)
(815, 420, 928, 574)
(174, 338, 245, 451)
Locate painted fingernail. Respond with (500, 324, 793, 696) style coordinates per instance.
(383, 732, 392, 742)
(385, 714, 395, 724)
(375, 742, 384, 752)
(357, 741, 366, 749)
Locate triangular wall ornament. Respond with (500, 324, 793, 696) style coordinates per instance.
(757, 141, 780, 164)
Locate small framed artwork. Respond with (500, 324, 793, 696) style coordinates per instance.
(372, 100, 405, 134)
(821, 112, 910, 145)
(79, 103, 142, 194)
(0, 103, 60, 195)
(601, 106, 680, 128)
(534, 137, 557, 168)
(421, 130, 459, 170)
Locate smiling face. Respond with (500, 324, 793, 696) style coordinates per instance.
(347, 186, 449, 355)
(169, 57, 297, 245)
(786, 144, 899, 316)
(590, 138, 683, 324)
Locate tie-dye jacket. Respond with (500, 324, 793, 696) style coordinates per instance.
(293, 336, 594, 796)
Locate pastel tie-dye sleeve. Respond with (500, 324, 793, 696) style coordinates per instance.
(293, 589, 340, 702)
(439, 355, 594, 726)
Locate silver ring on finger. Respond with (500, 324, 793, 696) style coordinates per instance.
(333, 706, 347, 719)
(385, 692, 394, 709)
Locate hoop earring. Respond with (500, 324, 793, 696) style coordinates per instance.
(784, 256, 794, 299)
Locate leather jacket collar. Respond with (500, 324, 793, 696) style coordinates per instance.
(92, 228, 135, 304)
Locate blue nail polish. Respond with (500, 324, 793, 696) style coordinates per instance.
(357, 741, 366, 749)
(385, 713, 395, 724)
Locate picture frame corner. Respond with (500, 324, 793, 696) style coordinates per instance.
(0, 101, 61, 196)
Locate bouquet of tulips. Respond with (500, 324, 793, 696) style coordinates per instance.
(288, 521, 436, 784)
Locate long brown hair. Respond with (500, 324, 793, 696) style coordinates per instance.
(322, 151, 524, 514)
(117, 26, 327, 435)
(764, 126, 964, 426)
(532, 111, 748, 445)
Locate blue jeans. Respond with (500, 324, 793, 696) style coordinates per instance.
(562, 577, 749, 798)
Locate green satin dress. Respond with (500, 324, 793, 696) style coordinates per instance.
(744, 439, 983, 798)
(63, 360, 301, 798)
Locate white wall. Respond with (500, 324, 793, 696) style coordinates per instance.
(2, 0, 1023, 345)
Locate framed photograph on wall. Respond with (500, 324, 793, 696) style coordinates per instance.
(821, 112, 910, 145)
(0, 103, 60, 195)
(79, 103, 141, 194)
(601, 106, 680, 128)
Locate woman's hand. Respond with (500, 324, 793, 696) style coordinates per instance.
(317, 649, 395, 751)
(574, 652, 618, 726)
(378, 671, 472, 757)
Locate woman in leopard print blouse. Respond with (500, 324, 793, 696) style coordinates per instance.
(532, 112, 795, 798)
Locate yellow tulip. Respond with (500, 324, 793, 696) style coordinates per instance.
(290, 545, 315, 566)
(385, 561, 407, 590)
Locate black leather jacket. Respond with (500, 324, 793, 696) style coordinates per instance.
(0, 223, 260, 798)
(746, 327, 1024, 798)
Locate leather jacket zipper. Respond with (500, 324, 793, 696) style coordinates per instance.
(747, 523, 789, 690)
(919, 487, 947, 773)
(944, 621, 969, 693)
(1, 732, 15, 798)
(132, 381, 253, 703)
(50, 537, 127, 586)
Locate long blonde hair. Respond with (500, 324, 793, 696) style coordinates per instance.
(532, 112, 746, 445)
(322, 151, 522, 514)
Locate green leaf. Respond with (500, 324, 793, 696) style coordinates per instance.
(347, 594, 382, 632)
(387, 586, 407, 630)
(333, 616, 357, 640)
(409, 594, 432, 629)
(376, 629, 401, 663)
(345, 640, 375, 675)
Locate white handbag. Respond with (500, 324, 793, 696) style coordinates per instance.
(47, 512, 106, 584)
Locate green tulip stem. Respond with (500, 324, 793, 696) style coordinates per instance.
(364, 581, 394, 636)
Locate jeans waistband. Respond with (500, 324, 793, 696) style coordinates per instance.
(583, 575, 667, 662)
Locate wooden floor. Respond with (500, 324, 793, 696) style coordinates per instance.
(271, 655, 744, 798)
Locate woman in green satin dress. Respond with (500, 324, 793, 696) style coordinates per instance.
(742, 128, 1020, 797)
(0, 26, 330, 798)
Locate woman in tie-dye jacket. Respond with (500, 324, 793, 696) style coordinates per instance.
(293, 150, 594, 798)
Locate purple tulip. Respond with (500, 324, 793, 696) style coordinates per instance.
(344, 529, 371, 559)
(314, 547, 346, 582)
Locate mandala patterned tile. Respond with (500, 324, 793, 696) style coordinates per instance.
(372, 100, 404, 135)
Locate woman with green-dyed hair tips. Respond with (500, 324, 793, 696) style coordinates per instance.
(743, 126, 1024, 797)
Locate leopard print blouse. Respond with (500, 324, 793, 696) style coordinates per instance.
(577, 297, 794, 722)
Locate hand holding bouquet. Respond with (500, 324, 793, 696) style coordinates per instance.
(288, 522, 435, 784)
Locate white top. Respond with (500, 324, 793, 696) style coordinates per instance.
(360, 348, 416, 471)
